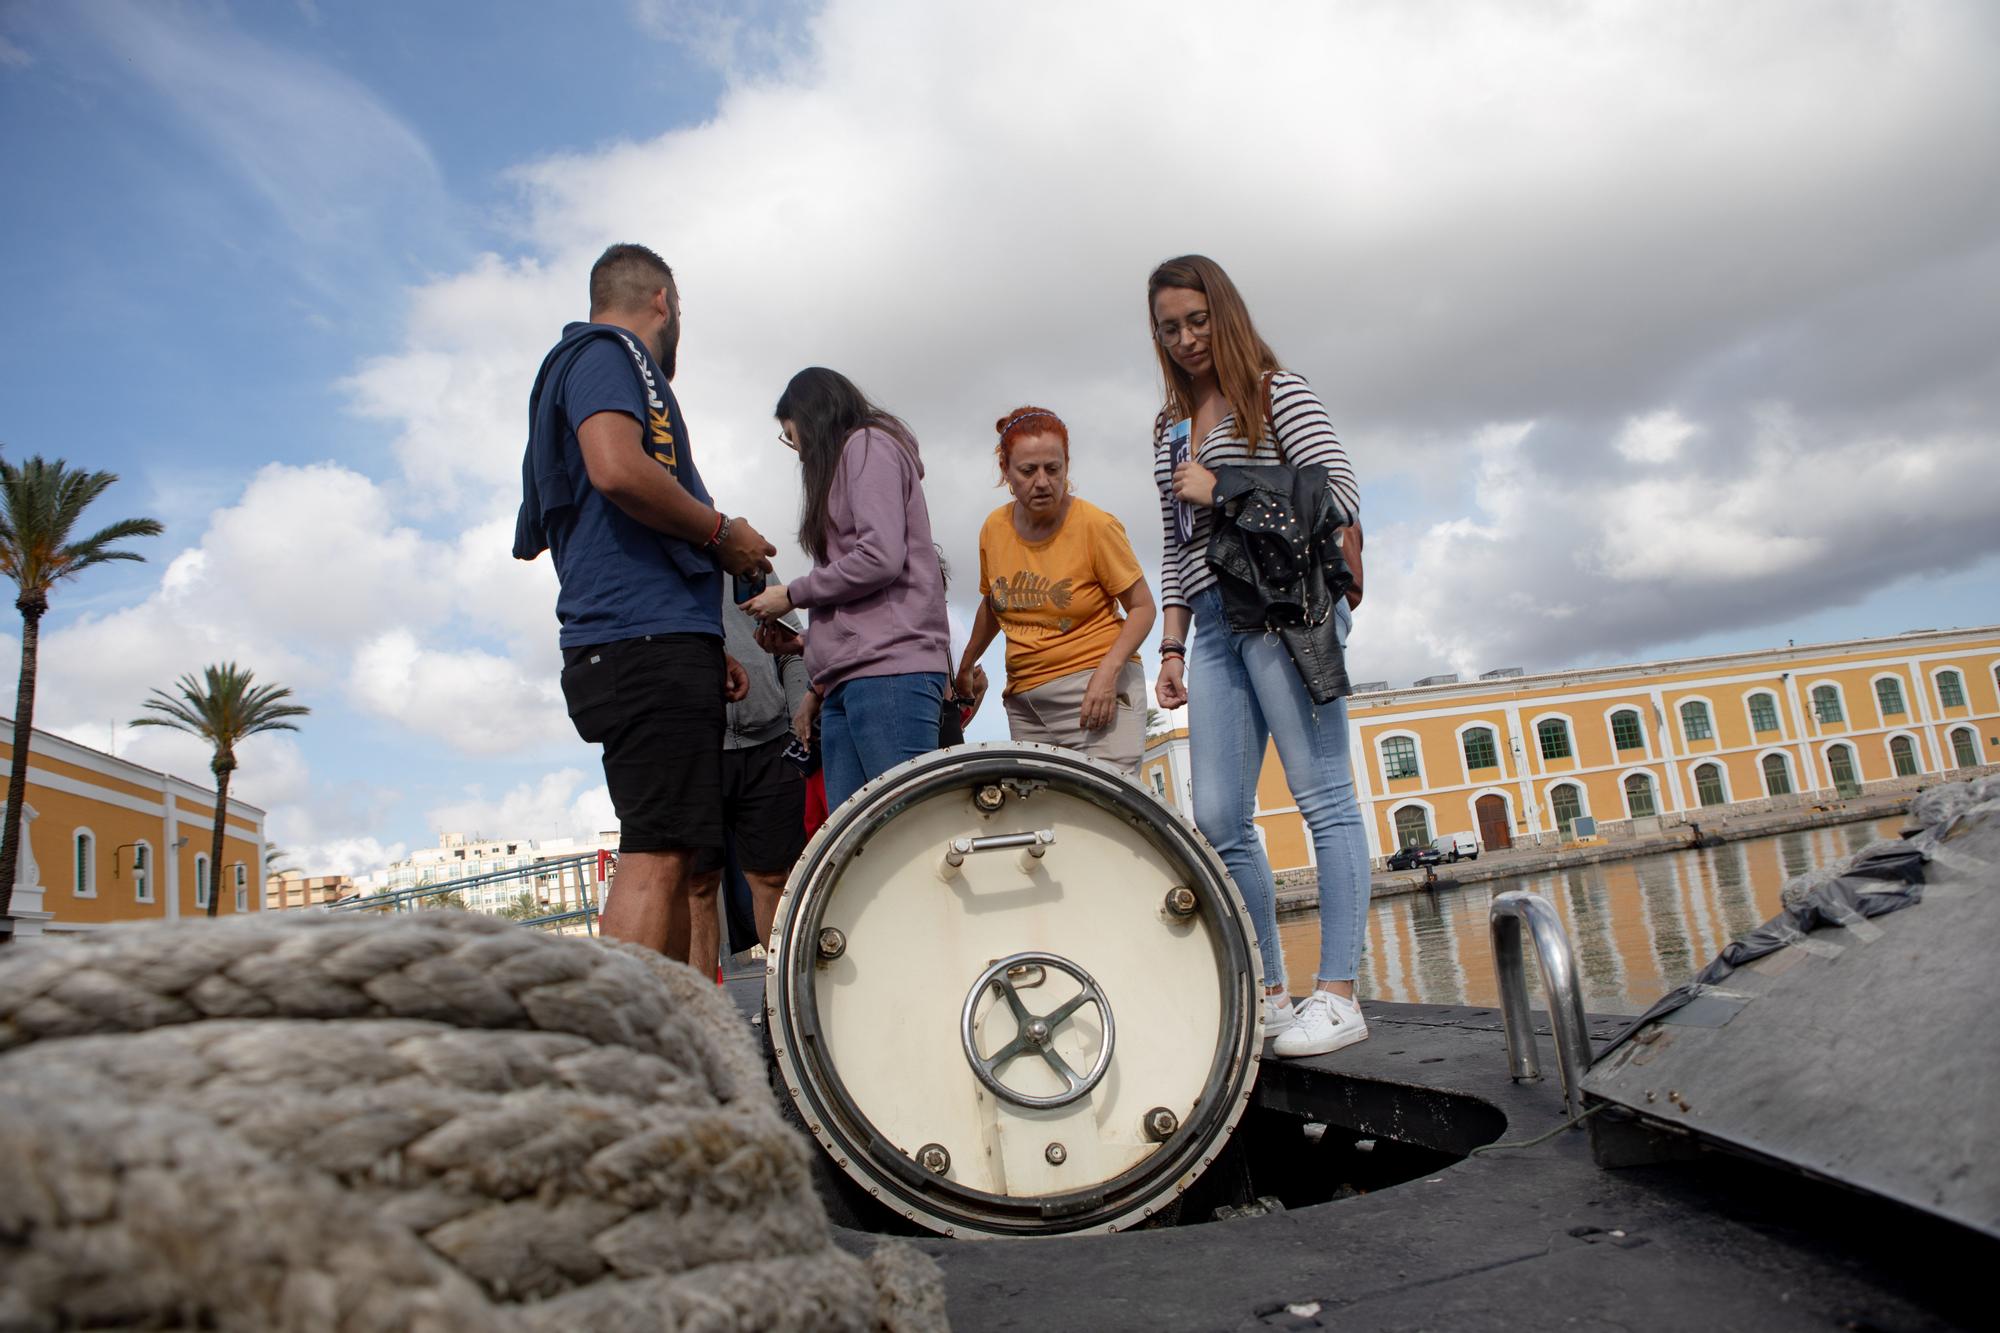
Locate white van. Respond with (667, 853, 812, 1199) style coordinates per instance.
(1431, 831, 1479, 862)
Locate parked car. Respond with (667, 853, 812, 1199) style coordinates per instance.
(1385, 843, 1444, 871)
(1431, 832, 1479, 862)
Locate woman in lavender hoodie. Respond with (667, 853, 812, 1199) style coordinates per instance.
(743, 367, 952, 811)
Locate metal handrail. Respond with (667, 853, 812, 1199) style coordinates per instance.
(1488, 890, 1594, 1118)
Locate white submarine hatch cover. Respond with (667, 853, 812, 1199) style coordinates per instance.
(1582, 779, 2000, 1241)
(764, 743, 1266, 1237)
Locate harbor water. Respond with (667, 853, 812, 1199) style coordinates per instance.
(1278, 816, 1906, 1015)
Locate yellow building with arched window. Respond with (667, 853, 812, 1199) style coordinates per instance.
(1141, 626, 2000, 869)
(1, 719, 266, 939)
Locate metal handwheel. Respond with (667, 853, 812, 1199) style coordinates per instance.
(961, 951, 1115, 1109)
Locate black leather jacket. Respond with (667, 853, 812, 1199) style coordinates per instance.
(1205, 463, 1356, 704)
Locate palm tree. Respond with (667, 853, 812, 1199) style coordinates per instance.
(0, 457, 162, 929)
(499, 890, 542, 922)
(130, 664, 308, 917)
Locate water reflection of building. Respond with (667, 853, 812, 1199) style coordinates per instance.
(1145, 626, 1999, 869)
(1339, 817, 1904, 1012)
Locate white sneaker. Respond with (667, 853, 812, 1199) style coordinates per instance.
(1272, 991, 1368, 1058)
(1263, 992, 1297, 1039)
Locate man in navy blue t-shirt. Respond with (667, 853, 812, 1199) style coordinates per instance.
(516, 242, 776, 962)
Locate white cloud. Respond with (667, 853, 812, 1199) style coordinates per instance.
(425, 769, 616, 846)
(349, 630, 570, 756)
(77, 0, 441, 264)
(1614, 410, 1698, 465)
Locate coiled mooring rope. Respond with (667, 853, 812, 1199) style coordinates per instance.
(0, 911, 947, 1332)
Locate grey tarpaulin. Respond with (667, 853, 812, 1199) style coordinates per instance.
(1593, 781, 1999, 1057)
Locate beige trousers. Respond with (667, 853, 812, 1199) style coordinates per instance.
(1003, 659, 1146, 774)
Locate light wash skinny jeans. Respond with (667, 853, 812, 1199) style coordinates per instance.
(1188, 586, 1369, 990)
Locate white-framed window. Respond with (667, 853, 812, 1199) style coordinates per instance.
(1872, 674, 1906, 718)
(1826, 742, 1860, 795)
(1747, 692, 1781, 734)
(1609, 708, 1646, 752)
(1761, 752, 1794, 797)
(1951, 727, 1980, 769)
(234, 863, 249, 913)
(194, 853, 210, 909)
(1679, 699, 1714, 742)
(1889, 734, 1920, 778)
(1535, 717, 1573, 762)
(72, 828, 96, 898)
(1622, 771, 1658, 818)
(1693, 762, 1729, 807)
(1810, 682, 1845, 725)
(131, 840, 153, 904)
(1935, 669, 1966, 709)
(1380, 734, 1421, 781)
(1391, 803, 1433, 848)
(1549, 782, 1586, 836)
(1458, 723, 1501, 774)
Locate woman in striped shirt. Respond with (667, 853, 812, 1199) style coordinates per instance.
(1147, 254, 1372, 1059)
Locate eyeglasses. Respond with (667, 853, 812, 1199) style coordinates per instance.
(777, 430, 799, 451)
(1155, 310, 1211, 345)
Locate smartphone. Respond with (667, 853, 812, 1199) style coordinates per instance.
(733, 570, 768, 605)
(1166, 418, 1196, 546)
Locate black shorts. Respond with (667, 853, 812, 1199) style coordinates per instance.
(561, 634, 723, 855)
(692, 734, 808, 875)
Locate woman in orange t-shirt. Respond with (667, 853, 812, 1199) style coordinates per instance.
(952, 406, 1157, 772)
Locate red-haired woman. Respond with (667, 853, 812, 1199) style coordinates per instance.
(1147, 254, 1369, 1059)
(952, 407, 1156, 773)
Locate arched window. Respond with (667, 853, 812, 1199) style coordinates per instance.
(194, 854, 210, 910)
(131, 842, 152, 904)
(1748, 693, 1780, 733)
(72, 830, 95, 898)
(1393, 805, 1432, 848)
(1828, 743, 1860, 797)
(234, 863, 249, 913)
(1461, 727, 1498, 771)
(1537, 719, 1572, 761)
(1550, 784, 1583, 837)
(1812, 685, 1843, 724)
(1380, 736, 1420, 780)
(1610, 709, 1644, 751)
(1761, 753, 1793, 796)
(1951, 727, 1979, 769)
(1694, 763, 1727, 807)
(1623, 773, 1656, 818)
(1890, 735, 1919, 777)
(1937, 670, 1966, 708)
(1874, 677, 1905, 716)
(1679, 701, 1713, 742)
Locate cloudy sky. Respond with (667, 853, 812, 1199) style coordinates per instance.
(2, 0, 1996, 875)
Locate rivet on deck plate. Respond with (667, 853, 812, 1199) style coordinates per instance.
(1164, 887, 1198, 918)
(1045, 1142, 1067, 1165)
(1144, 1107, 1179, 1142)
(917, 1143, 951, 1175)
(817, 927, 846, 961)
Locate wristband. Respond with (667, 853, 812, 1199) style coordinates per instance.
(1159, 638, 1187, 660)
(704, 512, 731, 548)
(1159, 646, 1186, 661)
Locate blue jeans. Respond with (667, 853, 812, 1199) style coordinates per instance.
(1188, 587, 1369, 990)
(820, 672, 947, 811)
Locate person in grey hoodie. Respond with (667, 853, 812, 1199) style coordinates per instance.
(743, 367, 952, 811)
